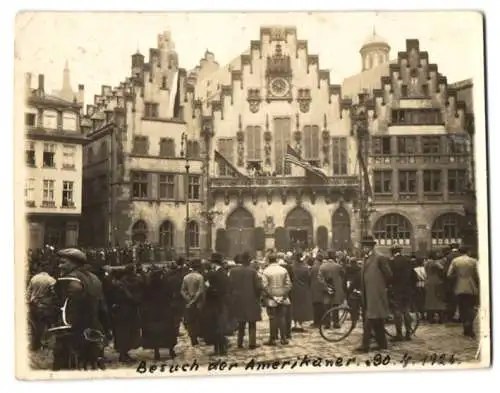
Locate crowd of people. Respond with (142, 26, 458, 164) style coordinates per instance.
(26, 235, 480, 370)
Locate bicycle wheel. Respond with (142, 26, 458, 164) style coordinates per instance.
(319, 305, 357, 343)
(384, 311, 420, 337)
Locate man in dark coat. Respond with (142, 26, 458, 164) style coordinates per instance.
(167, 257, 188, 337)
(355, 236, 393, 353)
(205, 252, 231, 356)
(318, 251, 346, 329)
(310, 253, 325, 328)
(51, 248, 112, 370)
(140, 267, 178, 360)
(228, 251, 262, 349)
(107, 265, 142, 363)
(388, 244, 417, 341)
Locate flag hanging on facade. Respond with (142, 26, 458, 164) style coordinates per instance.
(285, 145, 329, 181)
(214, 150, 249, 179)
(168, 70, 181, 118)
(356, 140, 374, 201)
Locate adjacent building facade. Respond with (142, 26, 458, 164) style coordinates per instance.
(342, 36, 473, 254)
(81, 32, 206, 257)
(24, 72, 86, 249)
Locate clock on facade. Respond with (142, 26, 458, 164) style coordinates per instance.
(269, 77, 290, 97)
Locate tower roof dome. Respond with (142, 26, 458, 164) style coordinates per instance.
(361, 29, 390, 51)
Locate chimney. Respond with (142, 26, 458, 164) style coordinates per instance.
(25, 72, 32, 98)
(77, 84, 85, 106)
(38, 74, 44, 95)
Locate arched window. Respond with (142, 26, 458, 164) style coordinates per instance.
(131, 220, 148, 243)
(187, 221, 200, 248)
(431, 213, 463, 246)
(159, 220, 174, 248)
(373, 214, 412, 246)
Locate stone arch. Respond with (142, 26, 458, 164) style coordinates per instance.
(373, 213, 413, 247)
(225, 206, 255, 258)
(285, 206, 313, 250)
(431, 212, 464, 247)
(159, 220, 175, 248)
(131, 220, 148, 243)
(331, 206, 352, 251)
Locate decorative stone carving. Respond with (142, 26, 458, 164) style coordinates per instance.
(247, 89, 261, 113)
(236, 115, 245, 167)
(322, 114, 330, 166)
(237, 190, 244, 205)
(252, 190, 258, 205)
(263, 216, 276, 235)
(297, 88, 312, 113)
(294, 113, 302, 154)
(310, 191, 317, 205)
(295, 189, 303, 205)
(266, 190, 273, 205)
(264, 114, 272, 167)
(280, 190, 287, 205)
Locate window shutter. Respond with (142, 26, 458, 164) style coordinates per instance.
(311, 125, 320, 159)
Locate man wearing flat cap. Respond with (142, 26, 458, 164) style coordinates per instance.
(51, 248, 112, 370)
(355, 236, 393, 353)
(204, 252, 231, 356)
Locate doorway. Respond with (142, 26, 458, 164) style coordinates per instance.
(289, 229, 308, 250)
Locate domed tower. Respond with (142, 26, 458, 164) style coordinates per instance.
(131, 50, 144, 78)
(360, 29, 390, 71)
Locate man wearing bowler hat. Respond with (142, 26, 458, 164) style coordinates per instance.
(355, 235, 393, 353)
(51, 248, 112, 370)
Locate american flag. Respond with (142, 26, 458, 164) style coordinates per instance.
(285, 145, 328, 181)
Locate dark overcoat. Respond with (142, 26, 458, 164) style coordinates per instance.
(107, 273, 142, 352)
(361, 252, 393, 319)
(309, 260, 324, 303)
(318, 260, 346, 305)
(290, 262, 313, 322)
(201, 267, 231, 344)
(139, 271, 177, 349)
(388, 254, 417, 306)
(228, 265, 262, 322)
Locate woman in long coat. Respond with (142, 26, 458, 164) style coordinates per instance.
(291, 257, 313, 331)
(424, 251, 447, 323)
(107, 267, 142, 363)
(140, 267, 177, 360)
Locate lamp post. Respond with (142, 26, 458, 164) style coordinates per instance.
(181, 132, 190, 260)
(351, 100, 376, 242)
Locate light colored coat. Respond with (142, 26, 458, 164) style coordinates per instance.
(361, 252, 393, 319)
(447, 255, 479, 296)
(262, 263, 292, 307)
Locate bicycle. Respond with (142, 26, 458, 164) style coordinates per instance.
(319, 290, 419, 343)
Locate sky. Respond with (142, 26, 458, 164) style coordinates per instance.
(14, 11, 484, 107)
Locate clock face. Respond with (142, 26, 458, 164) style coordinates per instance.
(269, 77, 290, 97)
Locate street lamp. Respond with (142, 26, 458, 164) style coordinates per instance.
(351, 101, 376, 241)
(180, 132, 190, 260)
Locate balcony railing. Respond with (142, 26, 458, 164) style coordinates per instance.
(210, 175, 359, 189)
(370, 154, 469, 165)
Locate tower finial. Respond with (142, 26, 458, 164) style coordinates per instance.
(64, 59, 69, 70)
(372, 25, 376, 36)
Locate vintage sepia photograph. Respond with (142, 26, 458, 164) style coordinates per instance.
(13, 11, 490, 380)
